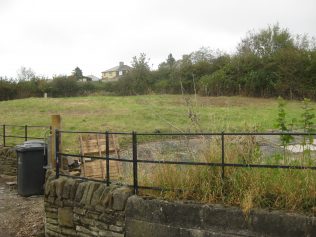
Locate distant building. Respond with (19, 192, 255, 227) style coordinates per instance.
(86, 75, 100, 82)
(101, 62, 131, 82)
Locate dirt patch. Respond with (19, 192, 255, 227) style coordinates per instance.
(0, 175, 45, 237)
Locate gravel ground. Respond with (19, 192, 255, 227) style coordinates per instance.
(0, 175, 45, 237)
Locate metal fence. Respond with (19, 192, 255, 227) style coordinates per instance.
(0, 124, 51, 147)
(55, 130, 316, 195)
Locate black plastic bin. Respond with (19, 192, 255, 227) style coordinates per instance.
(15, 140, 47, 196)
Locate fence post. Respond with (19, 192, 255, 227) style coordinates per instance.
(105, 131, 110, 186)
(221, 131, 225, 180)
(2, 125, 5, 147)
(51, 115, 61, 169)
(132, 131, 138, 195)
(24, 125, 28, 142)
(55, 129, 60, 178)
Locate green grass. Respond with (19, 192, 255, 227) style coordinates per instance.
(1, 94, 315, 149)
(1, 95, 314, 133)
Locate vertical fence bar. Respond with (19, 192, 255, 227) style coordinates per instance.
(55, 129, 60, 178)
(105, 131, 110, 186)
(132, 131, 138, 195)
(24, 125, 28, 141)
(221, 131, 225, 180)
(2, 125, 5, 147)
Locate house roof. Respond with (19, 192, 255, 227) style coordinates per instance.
(102, 64, 131, 73)
(86, 75, 100, 81)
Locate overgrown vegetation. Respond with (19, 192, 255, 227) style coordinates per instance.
(275, 97, 294, 160)
(1, 24, 316, 101)
(136, 134, 315, 215)
(128, 96, 316, 214)
(301, 98, 315, 146)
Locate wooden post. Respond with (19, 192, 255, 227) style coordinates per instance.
(50, 115, 61, 169)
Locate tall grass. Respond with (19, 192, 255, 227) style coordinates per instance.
(137, 135, 316, 214)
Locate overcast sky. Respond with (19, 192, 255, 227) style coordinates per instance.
(0, 0, 315, 79)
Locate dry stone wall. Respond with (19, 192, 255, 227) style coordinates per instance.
(0, 146, 17, 176)
(44, 170, 132, 237)
(44, 171, 316, 237)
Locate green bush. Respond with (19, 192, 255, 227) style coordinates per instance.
(50, 76, 79, 97)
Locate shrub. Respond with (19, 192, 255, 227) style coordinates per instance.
(50, 76, 79, 97)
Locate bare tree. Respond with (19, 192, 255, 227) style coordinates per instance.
(17, 66, 36, 81)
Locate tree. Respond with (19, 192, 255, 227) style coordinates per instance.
(159, 53, 176, 70)
(166, 53, 176, 68)
(300, 98, 315, 147)
(72, 67, 83, 80)
(273, 47, 308, 99)
(238, 24, 294, 58)
(51, 76, 79, 97)
(154, 53, 181, 93)
(130, 53, 151, 94)
(275, 97, 293, 158)
(231, 23, 316, 99)
(17, 67, 36, 81)
(0, 77, 17, 100)
(191, 47, 214, 63)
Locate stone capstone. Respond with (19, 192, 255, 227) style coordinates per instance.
(112, 187, 133, 211)
(91, 184, 107, 206)
(74, 182, 88, 203)
(54, 177, 68, 199)
(80, 182, 101, 207)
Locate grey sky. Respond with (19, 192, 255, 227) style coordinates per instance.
(0, 0, 315, 78)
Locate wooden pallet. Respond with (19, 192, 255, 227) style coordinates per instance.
(79, 134, 122, 180)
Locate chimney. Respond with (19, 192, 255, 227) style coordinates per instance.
(119, 62, 124, 67)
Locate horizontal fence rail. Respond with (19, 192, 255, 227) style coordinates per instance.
(55, 129, 316, 195)
(0, 124, 51, 147)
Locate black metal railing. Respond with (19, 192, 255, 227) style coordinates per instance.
(0, 124, 51, 147)
(55, 129, 316, 195)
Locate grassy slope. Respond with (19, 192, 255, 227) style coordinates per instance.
(0, 95, 313, 132)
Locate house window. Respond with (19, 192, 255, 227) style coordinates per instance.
(119, 70, 123, 76)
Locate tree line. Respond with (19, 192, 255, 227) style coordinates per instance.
(0, 67, 102, 100)
(1, 24, 316, 101)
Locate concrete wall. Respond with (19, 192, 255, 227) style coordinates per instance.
(44, 172, 316, 237)
(0, 147, 17, 176)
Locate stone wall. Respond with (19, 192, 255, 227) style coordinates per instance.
(0, 146, 17, 176)
(126, 196, 316, 237)
(44, 171, 132, 237)
(45, 172, 316, 237)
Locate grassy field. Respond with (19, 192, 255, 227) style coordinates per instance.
(0, 94, 314, 133)
(0, 95, 315, 214)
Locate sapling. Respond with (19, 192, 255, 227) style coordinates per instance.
(299, 98, 315, 160)
(275, 97, 293, 163)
